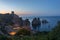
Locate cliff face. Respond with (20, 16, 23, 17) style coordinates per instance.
(0, 12, 20, 25)
(0, 11, 21, 35)
(0, 11, 32, 36)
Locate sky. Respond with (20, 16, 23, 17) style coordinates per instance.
(0, 0, 60, 16)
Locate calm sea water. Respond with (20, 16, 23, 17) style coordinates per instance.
(21, 16, 60, 31)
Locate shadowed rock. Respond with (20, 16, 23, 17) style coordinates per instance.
(32, 17, 41, 31)
(19, 17, 23, 26)
(24, 19, 30, 26)
(42, 19, 48, 24)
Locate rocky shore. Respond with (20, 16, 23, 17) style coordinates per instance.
(0, 11, 48, 36)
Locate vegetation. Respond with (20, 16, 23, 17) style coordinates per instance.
(48, 21, 60, 40)
(15, 28, 31, 36)
(0, 12, 60, 40)
(5, 21, 60, 40)
(0, 35, 8, 40)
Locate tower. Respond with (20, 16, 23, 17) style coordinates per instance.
(11, 11, 14, 14)
(11, 11, 15, 18)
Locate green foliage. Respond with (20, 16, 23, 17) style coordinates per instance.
(0, 35, 7, 40)
(48, 22, 60, 40)
(0, 19, 3, 22)
(16, 28, 31, 36)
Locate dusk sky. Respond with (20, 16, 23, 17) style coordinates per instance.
(0, 0, 60, 16)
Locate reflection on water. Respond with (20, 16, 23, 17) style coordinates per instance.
(22, 16, 60, 31)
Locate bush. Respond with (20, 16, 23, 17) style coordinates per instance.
(48, 22, 60, 40)
(15, 28, 31, 36)
(0, 35, 7, 40)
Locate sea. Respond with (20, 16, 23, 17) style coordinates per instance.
(20, 16, 60, 32)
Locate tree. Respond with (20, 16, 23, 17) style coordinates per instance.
(48, 21, 60, 40)
(15, 28, 31, 36)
